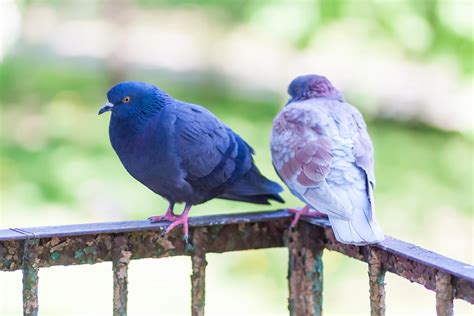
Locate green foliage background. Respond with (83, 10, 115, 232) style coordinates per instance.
(1, 1, 472, 315)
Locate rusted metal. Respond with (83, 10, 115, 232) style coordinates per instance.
(0, 239, 23, 271)
(0, 214, 289, 272)
(190, 229, 207, 316)
(0, 210, 292, 241)
(287, 224, 324, 316)
(303, 218, 474, 304)
(0, 209, 473, 313)
(435, 272, 454, 316)
(112, 235, 130, 316)
(22, 239, 39, 316)
(368, 248, 386, 316)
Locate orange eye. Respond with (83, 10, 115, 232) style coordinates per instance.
(122, 96, 131, 103)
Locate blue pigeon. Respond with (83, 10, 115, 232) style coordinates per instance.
(271, 74, 384, 245)
(99, 81, 284, 240)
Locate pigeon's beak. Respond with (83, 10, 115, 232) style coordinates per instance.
(285, 98, 293, 106)
(98, 102, 114, 115)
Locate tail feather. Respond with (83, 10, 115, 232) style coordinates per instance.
(328, 208, 384, 245)
(219, 166, 285, 204)
(218, 193, 282, 204)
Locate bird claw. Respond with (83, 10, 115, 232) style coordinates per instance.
(183, 235, 194, 249)
(159, 229, 167, 238)
(287, 208, 301, 214)
(159, 225, 192, 250)
(154, 205, 192, 242)
(290, 212, 303, 228)
(288, 205, 327, 228)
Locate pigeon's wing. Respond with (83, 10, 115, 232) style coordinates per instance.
(350, 107, 376, 219)
(328, 102, 376, 220)
(271, 105, 351, 220)
(172, 101, 250, 190)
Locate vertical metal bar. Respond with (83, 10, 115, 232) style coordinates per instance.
(191, 252, 207, 316)
(287, 225, 324, 316)
(368, 248, 386, 316)
(191, 230, 207, 316)
(112, 235, 131, 316)
(435, 272, 454, 316)
(22, 239, 39, 316)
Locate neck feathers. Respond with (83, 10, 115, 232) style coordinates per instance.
(148, 88, 172, 112)
(303, 79, 343, 101)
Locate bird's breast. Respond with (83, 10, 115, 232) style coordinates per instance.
(110, 116, 168, 176)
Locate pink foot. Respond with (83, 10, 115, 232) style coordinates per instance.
(287, 208, 301, 214)
(148, 213, 179, 222)
(148, 204, 178, 223)
(162, 204, 192, 241)
(289, 205, 327, 227)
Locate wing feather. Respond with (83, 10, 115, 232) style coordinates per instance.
(350, 109, 376, 220)
(173, 102, 237, 185)
(271, 106, 351, 220)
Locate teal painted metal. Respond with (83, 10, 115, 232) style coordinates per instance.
(287, 224, 325, 316)
(312, 249, 324, 316)
(50, 251, 60, 261)
(368, 248, 386, 316)
(0, 210, 473, 314)
(22, 239, 39, 316)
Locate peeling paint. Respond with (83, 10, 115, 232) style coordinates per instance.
(74, 249, 84, 259)
(190, 229, 207, 316)
(435, 272, 454, 316)
(368, 248, 386, 316)
(50, 252, 60, 261)
(112, 235, 130, 316)
(22, 239, 39, 316)
(287, 225, 324, 316)
(0, 211, 471, 316)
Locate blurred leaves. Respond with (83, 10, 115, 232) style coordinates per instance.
(0, 2, 473, 314)
(0, 56, 472, 220)
(133, 0, 473, 74)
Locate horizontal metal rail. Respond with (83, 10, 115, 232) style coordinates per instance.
(0, 210, 473, 316)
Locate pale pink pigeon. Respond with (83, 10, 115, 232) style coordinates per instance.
(271, 74, 384, 245)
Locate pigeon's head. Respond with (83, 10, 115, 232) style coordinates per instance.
(287, 74, 343, 104)
(98, 81, 170, 118)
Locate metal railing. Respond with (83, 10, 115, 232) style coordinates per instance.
(0, 210, 472, 316)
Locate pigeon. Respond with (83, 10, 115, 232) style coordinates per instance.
(270, 74, 384, 245)
(99, 81, 284, 241)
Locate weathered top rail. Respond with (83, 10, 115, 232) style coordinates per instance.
(1, 210, 473, 316)
(2, 210, 472, 283)
(303, 217, 474, 287)
(0, 211, 290, 241)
